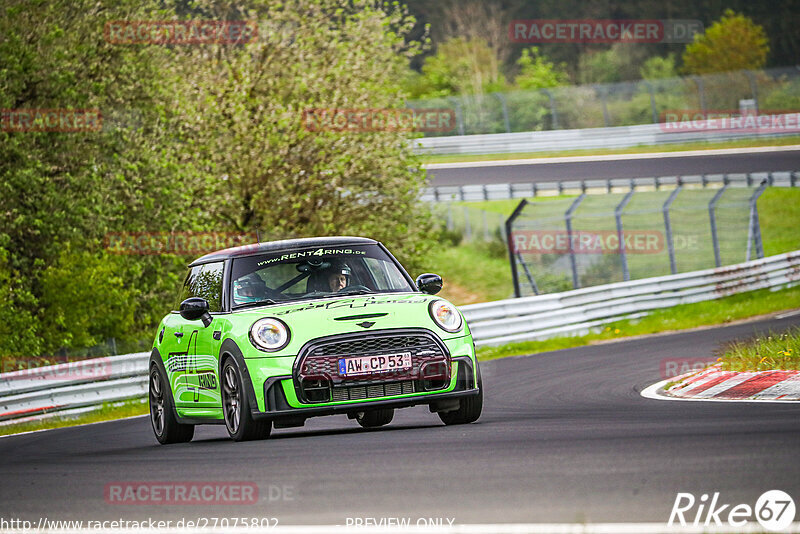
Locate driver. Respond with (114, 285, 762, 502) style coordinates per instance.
(233, 273, 266, 303)
(323, 261, 351, 292)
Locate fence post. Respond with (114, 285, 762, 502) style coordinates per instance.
(499, 213, 507, 243)
(708, 184, 729, 267)
(448, 97, 465, 135)
(691, 76, 706, 112)
(641, 80, 658, 123)
(446, 204, 454, 231)
(463, 206, 472, 241)
(615, 190, 635, 281)
(506, 200, 529, 297)
(596, 85, 611, 127)
(482, 210, 490, 241)
(565, 194, 586, 289)
(540, 88, 559, 129)
(746, 181, 768, 261)
(744, 70, 759, 111)
(663, 185, 682, 275)
(493, 92, 511, 133)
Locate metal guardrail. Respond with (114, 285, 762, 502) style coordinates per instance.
(1, 250, 799, 421)
(421, 170, 800, 202)
(0, 353, 149, 422)
(412, 113, 800, 156)
(460, 250, 800, 345)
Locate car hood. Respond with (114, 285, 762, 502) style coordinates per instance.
(228, 293, 467, 355)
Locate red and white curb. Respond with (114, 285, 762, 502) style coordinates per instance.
(642, 363, 800, 403)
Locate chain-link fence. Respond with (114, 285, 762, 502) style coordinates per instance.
(506, 182, 770, 297)
(408, 67, 800, 136)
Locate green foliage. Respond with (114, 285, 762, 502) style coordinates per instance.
(762, 77, 800, 110)
(682, 10, 769, 75)
(404, 37, 506, 99)
(719, 327, 800, 372)
(514, 47, 569, 90)
(577, 44, 649, 84)
(38, 247, 137, 353)
(639, 54, 678, 80)
(0, 0, 434, 357)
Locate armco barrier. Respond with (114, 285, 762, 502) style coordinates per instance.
(420, 170, 800, 202)
(1, 251, 798, 421)
(461, 250, 800, 345)
(412, 114, 800, 155)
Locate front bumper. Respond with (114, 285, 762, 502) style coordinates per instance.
(250, 355, 479, 422)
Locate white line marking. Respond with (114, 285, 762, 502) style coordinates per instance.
(0, 414, 148, 440)
(423, 144, 800, 169)
(776, 309, 800, 319)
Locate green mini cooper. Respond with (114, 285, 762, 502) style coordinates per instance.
(149, 236, 482, 443)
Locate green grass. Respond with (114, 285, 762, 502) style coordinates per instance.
(759, 188, 800, 256)
(0, 398, 147, 437)
(477, 284, 800, 361)
(718, 326, 800, 372)
(429, 242, 514, 304)
(421, 136, 800, 164)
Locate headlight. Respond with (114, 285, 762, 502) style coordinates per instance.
(250, 318, 290, 352)
(428, 300, 463, 333)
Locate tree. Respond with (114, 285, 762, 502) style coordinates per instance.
(405, 37, 506, 98)
(682, 10, 769, 74)
(639, 54, 678, 80)
(514, 47, 570, 90)
(163, 0, 434, 269)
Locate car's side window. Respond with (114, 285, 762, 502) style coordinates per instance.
(177, 262, 224, 312)
(364, 257, 406, 290)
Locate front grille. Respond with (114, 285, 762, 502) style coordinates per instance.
(331, 381, 415, 402)
(295, 330, 450, 403)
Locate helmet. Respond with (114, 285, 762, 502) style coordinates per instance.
(323, 260, 351, 278)
(233, 273, 266, 303)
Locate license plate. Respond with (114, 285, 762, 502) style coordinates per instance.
(338, 352, 412, 377)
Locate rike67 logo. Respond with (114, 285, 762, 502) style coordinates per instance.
(669, 490, 796, 531)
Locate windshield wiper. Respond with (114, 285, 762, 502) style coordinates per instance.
(336, 288, 374, 296)
(232, 299, 277, 310)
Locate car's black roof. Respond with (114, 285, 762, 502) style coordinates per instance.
(188, 236, 378, 267)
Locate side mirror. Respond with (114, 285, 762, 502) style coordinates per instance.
(180, 297, 212, 327)
(416, 273, 443, 295)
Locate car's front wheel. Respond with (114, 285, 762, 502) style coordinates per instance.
(221, 358, 271, 441)
(355, 408, 394, 428)
(438, 379, 483, 425)
(149, 365, 194, 444)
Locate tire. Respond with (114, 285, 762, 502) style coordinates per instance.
(221, 358, 271, 442)
(149, 364, 194, 444)
(355, 408, 394, 428)
(438, 378, 483, 425)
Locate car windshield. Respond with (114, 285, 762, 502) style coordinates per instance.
(230, 243, 415, 308)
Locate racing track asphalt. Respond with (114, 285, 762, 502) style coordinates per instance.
(1, 314, 799, 526)
(426, 148, 800, 186)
